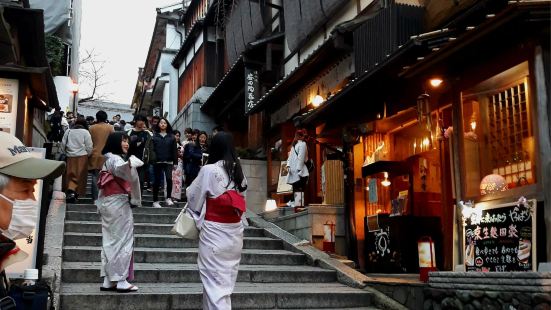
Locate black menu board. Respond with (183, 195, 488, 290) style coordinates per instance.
(464, 200, 536, 272)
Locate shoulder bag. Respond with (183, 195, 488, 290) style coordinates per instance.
(171, 203, 199, 239)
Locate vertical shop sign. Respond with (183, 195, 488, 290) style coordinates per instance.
(464, 199, 536, 272)
(5, 147, 45, 278)
(244, 67, 259, 114)
(0, 78, 19, 135)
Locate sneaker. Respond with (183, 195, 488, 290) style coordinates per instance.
(165, 198, 174, 206)
(152, 201, 162, 208)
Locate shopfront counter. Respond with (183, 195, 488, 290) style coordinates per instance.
(364, 214, 442, 273)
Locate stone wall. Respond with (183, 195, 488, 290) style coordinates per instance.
(241, 159, 267, 215)
(424, 272, 551, 310)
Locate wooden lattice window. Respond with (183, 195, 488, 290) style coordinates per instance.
(487, 79, 534, 187)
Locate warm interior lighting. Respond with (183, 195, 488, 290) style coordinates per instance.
(480, 174, 508, 195)
(381, 172, 391, 187)
(429, 78, 443, 88)
(312, 94, 324, 107)
(265, 199, 277, 212)
(470, 113, 477, 131)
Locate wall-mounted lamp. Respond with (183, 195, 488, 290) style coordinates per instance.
(381, 172, 391, 187)
(311, 85, 325, 108)
(429, 78, 443, 88)
(312, 94, 324, 107)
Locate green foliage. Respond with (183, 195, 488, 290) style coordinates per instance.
(44, 35, 65, 76)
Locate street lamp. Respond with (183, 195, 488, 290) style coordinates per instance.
(71, 82, 79, 114)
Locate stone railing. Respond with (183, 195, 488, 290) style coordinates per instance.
(424, 271, 551, 309)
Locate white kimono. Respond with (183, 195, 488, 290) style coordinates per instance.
(97, 153, 142, 282)
(186, 161, 247, 310)
(286, 140, 309, 184)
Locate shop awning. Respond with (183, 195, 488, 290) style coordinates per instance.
(1, 6, 59, 110)
(200, 56, 244, 117)
(400, 1, 551, 79)
(248, 31, 352, 115)
(299, 0, 550, 128)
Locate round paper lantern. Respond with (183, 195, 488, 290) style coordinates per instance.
(480, 174, 508, 195)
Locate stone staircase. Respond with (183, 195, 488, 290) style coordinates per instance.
(58, 177, 378, 309)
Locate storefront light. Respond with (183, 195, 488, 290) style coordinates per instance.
(480, 174, 508, 195)
(429, 78, 443, 88)
(312, 94, 324, 107)
(381, 172, 391, 187)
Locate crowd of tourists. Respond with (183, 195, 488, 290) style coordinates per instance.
(45, 110, 247, 308)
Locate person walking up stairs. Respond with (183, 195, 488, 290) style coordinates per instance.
(58, 174, 380, 309)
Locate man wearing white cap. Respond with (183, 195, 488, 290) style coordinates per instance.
(0, 132, 65, 268)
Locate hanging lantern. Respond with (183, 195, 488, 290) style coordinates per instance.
(480, 174, 508, 195)
(418, 236, 437, 282)
(323, 221, 336, 253)
(417, 93, 431, 131)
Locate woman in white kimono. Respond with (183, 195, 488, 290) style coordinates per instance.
(286, 128, 309, 207)
(97, 132, 143, 292)
(186, 132, 247, 310)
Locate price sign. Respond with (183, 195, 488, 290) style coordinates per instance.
(464, 199, 536, 272)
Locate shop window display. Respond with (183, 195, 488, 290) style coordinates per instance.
(461, 62, 536, 199)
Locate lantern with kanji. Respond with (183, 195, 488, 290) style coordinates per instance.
(323, 221, 336, 253)
(418, 236, 437, 282)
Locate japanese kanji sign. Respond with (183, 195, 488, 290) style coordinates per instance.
(244, 67, 259, 114)
(464, 199, 536, 272)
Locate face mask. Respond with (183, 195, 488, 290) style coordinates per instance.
(0, 194, 38, 240)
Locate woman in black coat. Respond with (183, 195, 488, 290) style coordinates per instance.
(150, 118, 177, 208)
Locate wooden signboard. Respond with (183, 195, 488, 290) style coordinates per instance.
(463, 199, 536, 272)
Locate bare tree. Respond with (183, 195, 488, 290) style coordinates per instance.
(78, 49, 111, 103)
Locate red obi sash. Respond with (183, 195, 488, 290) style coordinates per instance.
(97, 170, 131, 197)
(205, 190, 246, 223)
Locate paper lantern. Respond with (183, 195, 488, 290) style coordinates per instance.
(480, 174, 508, 195)
(418, 236, 437, 282)
(264, 199, 277, 212)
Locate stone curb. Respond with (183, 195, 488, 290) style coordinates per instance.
(42, 198, 66, 310)
(245, 210, 408, 310)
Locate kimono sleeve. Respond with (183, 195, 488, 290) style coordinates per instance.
(110, 156, 134, 182)
(185, 166, 212, 214)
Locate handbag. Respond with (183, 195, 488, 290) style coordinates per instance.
(8, 281, 53, 310)
(171, 204, 199, 239)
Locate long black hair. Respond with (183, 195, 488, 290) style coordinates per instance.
(206, 132, 247, 192)
(102, 132, 129, 157)
(154, 117, 173, 134)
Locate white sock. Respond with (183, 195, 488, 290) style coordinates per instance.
(116, 280, 131, 289)
(103, 277, 114, 287)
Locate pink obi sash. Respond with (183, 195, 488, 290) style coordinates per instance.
(205, 190, 246, 223)
(97, 170, 131, 197)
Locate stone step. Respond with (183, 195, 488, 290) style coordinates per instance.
(66, 211, 179, 224)
(60, 282, 373, 309)
(63, 246, 306, 265)
(68, 204, 182, 215)
(64, 221, 265, 237)
(76, 197, 166, 205)
(64, 232, 283, 250)
(62, 262, 336, 283)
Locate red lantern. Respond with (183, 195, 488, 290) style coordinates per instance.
(418, 236, 437, 283)
(323, 221, 336, 253)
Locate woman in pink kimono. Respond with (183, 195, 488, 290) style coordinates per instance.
(97, 132, 143, 292)
(186, 132, 247, 309)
